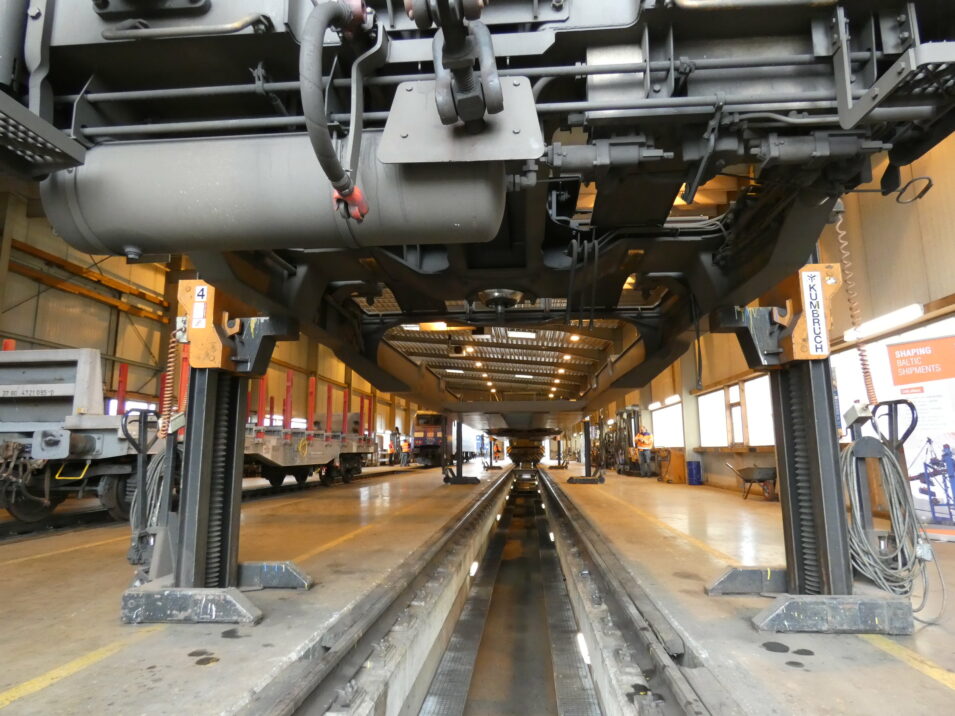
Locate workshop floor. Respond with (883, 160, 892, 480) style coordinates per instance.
(558, 466, 955, 715)
(0, 465, 495, 714)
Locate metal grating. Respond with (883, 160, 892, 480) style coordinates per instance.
(0, 93, 85, 178)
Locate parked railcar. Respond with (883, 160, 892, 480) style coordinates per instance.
(0, 348, 376, 522)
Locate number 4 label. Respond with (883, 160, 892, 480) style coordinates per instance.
(195, 286, 208, 302)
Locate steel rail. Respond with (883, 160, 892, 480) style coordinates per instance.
(540, 468, 731, 714)
(0, 466, 429, 538)
(55, 52, 882, 105)
(243, 466, 514, 716)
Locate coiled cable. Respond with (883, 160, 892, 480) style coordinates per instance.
(840, 439, 946, 622)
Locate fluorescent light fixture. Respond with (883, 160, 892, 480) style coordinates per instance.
(446, 368, 464, 374)
(563, 354, 572, 360)
(554, 379, 560, 384)
(558, 368, 566, 374)
(607, 418, 615, 425)
(420, 321, 448, 331)
(648, 401, 662, 411)
(482, 373, 488, 378)
(576, 632, 591, 666)
(569, 334, 581, 342)
(465, 346, 475, 353)
(549, 531, 555, 543)
(496, 514, 501, 522)
(470, 561, 479, 577)
(475, 361, 483, 367)
(515, 374, 533, 379)
(507, 330, 537, 339)
(844, 303, 924, 342)
(665, 394, 681, 405)
(486, 381, 493, 386)
(400, 324, 420, 331)
(490, 388, 497, 393)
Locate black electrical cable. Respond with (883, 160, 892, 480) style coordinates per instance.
(565, 238, 579, 324)
(579, 240, 590, 324)
(589, 238, 599, 329)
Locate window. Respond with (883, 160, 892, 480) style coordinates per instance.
(726, 384, 745, 445)
(697, 375, 775, 448)
(744, 375, 775, 446)
(107, 399, 157, 416)
(698, 390, 728, 446)
(651, 403, 684, 448)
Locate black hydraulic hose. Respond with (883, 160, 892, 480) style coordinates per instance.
(300, 1, 369, 219)
(592, 242, 599, 326)
(579, 240, 590, 323)
(565, 239, 578, 324)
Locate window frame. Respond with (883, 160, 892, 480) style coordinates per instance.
(724, 382, 748, 446)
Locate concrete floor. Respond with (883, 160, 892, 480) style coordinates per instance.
(2, 461, 954, 714)
(0, 465, 495, 714)
(557, 466, 955, 715)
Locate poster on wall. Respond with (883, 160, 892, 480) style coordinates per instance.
(832, 317, 955, 526)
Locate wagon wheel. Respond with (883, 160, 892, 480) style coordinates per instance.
(3, 492, 66, 523)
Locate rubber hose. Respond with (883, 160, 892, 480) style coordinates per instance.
(565, 239, 578, 323)
(300, 1, 353, 195)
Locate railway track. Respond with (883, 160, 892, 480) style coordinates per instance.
(0, 465, 427, 544)
(240, 467, 737, 715)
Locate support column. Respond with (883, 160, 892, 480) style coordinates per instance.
(707, 358, 911, 634)
(771, 359, 852, 596)
(456, 416, 464, 477)
(121, 300, 310, 625)
(569, 418, 604, 484)
(444, 413, 479, 484)
(584, 420, 592, 476)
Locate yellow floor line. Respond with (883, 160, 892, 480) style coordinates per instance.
(0, 626, 164, 710)
(0, 535, 129, 568)
(860, 634, 955, 691)
(586, 490, 742, 566)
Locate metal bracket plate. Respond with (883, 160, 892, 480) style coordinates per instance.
(378, 77, 544, 164)
(0, 92, 86, 178)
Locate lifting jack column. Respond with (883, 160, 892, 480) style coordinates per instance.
(122, 281, 312, 625)
(706, 264, 914, 634)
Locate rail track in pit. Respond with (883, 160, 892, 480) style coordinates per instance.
(242, 467, 738, 716)
(0, 465, 429, 544)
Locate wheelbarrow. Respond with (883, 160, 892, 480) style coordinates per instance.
(725, 463, 778, 500)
